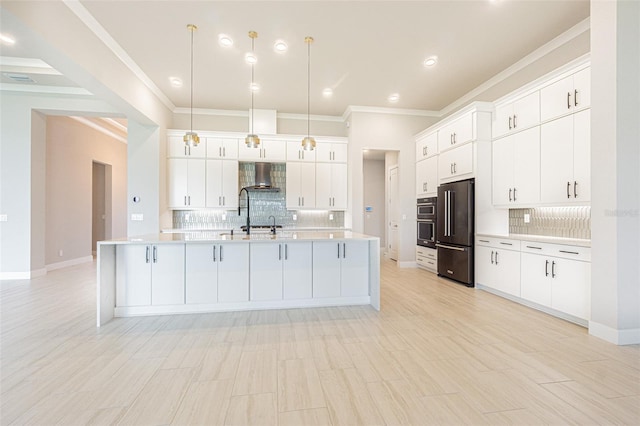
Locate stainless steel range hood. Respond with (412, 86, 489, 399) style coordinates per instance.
(246, 162, 280, 192)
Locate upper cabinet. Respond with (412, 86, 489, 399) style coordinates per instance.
(316, 162, 347, 210)
(492, 91, 540, 139)
(206, 138, 238, 159)
(168, 136, 207, 158)
(238, 139, 286, 162)
(168, 158, 206, 209)
(415, 132, 437, 161)
(315, 142, 347, 163)
(416, 156, 438, 197)
(540, 67, 591, 122)
(286, 140, 316, 162)
(438, 113, 473, 152)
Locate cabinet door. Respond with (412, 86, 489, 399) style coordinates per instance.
(116, 244, 151, 306)
(452, 113, 474, 145)
(495, 249, 520, 297)
(315, 163, 332, 209)
(540, 75, 574, 122)
(151, 244, 185, 306)
(237, 142, 262, 161)
(551, 258, 590, 320)
(492, 103, 514, 139)
(168, 135, 207, 158)
(572, 109, 590, 202)
(205, 160, 223, 208)
(250, 243, 283, 301)
(540, 115, 574, 203)
(312, 241, 341, 298)
(416, 157, 438, 197)
(283, 242, 313, 300)
(331, 163, 348, 210)
(314, 143, 332, 162)
(492, 135, 514, 206)
(221, 160, 239, 208)
(332, 144, 348, 163)
(187, 159, 206, 208)
(512, 126, 540, 205)
(439, 143, 473, 182)
(206, 138, 224, 159)
(474, 246, 495, 288)
(287, 141, 316, 162)
(262, 140, 286, 162)
(341, 241, 369, 297)
(300, 162, 316, 209)
(512, 91, 540, 131)
(185, 244, 217, 304)
(520, 253, 552, 307)
(168, 158, 188, 208)
(217, 243, 250, 302)
(286, 162, 303, 208)
(572, 68, 590, 110)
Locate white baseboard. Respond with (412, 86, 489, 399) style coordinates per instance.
(397, 261, 417, 268)
(0, 267, 46, 280)
(46, 256, 93, 272)
(589, 321, 640, 345)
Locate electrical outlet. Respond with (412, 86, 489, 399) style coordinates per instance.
(293, 214, 297, 221)
(524, 213, 531, 223)
(329, 213, 334, 221)
(58, 249, 63, 257)
(402, 214, 407, 220)
(222, 213, 227, 220)
(131, 214, 144, 221)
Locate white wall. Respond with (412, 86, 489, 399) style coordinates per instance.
(45, 116, 127, 265)
(363, 159, 386, 247)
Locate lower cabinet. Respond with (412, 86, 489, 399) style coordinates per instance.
(250, 242, 313, 301)
(116, 244, 185, 306)
(416, 246, 437, 273)
(475, 244, 521, 297)
(312, 241, 369, 298)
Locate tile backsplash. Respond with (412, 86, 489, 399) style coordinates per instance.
(173, 162, 345, 229)
(509, 206, 591, 239)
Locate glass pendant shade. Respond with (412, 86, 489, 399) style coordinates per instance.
(183, 132, 200, 147)
(302, 136, 316, 151)
(245, 134, 260, 149)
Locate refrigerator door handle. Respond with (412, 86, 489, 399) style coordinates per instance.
(436, 243, 466, 252)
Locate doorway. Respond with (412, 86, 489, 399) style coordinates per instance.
(92, 161, 113, 255)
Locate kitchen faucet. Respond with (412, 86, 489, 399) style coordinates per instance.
(238, 187, 250, 234)
(268, 215, 276, 235)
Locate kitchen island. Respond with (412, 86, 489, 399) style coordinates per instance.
(97, 231, 380, 326)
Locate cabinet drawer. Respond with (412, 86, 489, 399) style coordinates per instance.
(416, 246, 437, 260)
(475, 236, 521, 251)
(521, 241, 590, 261)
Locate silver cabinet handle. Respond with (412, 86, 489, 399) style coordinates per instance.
(453, 163, 457, 174)
(513, 115, 517, 128)
(491, 250, 494, 264)
(526, 246, 542, 250)
(279, 244, 282, 260)
(343, 243, 346, 258)
(453, 133, 456, 143)
(567, 182, 571, 199)
(508, 116, 512, 130)
(302, 197, 304, 206)
(574, 89, 578, 107)
(220, 245, 223, 262)
(559, 250, 580, 255)
(479, 239, 490, 243)
(219, 147, 222, 157)
(513, 187, 517, 201)
(185, 146, 188, 156)
(567, 92, 571, 109)
(218, 196, 221, 206)
(450, 163, 454, 175)
(500, 242, 513, 246)
(436, 243, 465, 252)
(184, 196, 187, 206)
(213, 245, 217, 262)
(574, 181, 578, 198)
(450, 134, 453, 145)
(495, 251, 499, 265)
(188, 195, 191, 205)
(509, 188, 512, 202)
(153, 246, 157, 263)
(551, 260, 556, 278)
(146, 246, 150, 263)
(545, 260, 549, 276)
(223, 147, 226, 157)
(337, 243, 340, 258)
(285, 244, 288, 260)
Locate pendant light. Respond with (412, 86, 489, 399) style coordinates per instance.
(302, 36, 316, 151)
(183, 24, 199, 148)
(245, 31, 260, 148)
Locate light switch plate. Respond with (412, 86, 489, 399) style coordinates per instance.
(131, 214, 144, 221)
(293, 214, 297, 221)
(0, 214, 7, 222)
(524, 213, 531, 223)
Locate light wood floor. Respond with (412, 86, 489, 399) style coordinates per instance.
(1, 258, 639, 425)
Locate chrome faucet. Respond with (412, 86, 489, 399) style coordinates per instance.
(238, 187, 250, 234)
(268, 215, 276, 235)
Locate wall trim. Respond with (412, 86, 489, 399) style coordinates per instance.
(69, 116, 127, 144)
(46, 255, 94, 272)
(589, 321, 640, 345)
(398, 261, 417, 268)
(0, 267, 46, 280)
(343, 105, 440, 121)
(0, 83, 93, 96)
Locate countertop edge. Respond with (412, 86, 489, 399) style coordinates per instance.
(475, 233, 591, 248)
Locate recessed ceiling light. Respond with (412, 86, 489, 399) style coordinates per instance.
(322, 88, 333, 97)
(388, 93, 400, 103)
(169, 77, 183, 87)
(274, 40, 288, 53)
(424, 56, 438, 67)
(245, 52, 257, 65)
(249, 82, 260, 92)
(218, 34, 233, 47)
(0, 33, 16, 45)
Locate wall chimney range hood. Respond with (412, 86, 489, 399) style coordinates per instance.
(246, 162, 280, 191)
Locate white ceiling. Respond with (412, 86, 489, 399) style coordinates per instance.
(1, 0, 590, 117)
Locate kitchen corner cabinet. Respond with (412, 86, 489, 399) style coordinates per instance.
(438, 142, 473, 183)
(312, 241, 369, 298)
(475, 239, 521, 297)
(416, 132, 438, 161)
(168, 158, 205, 208)
(416, 156, 438, 197)
(206, 137, 239, 159)
(286, 162, 316, 209)
(237, 139, 286, 162)
(540, 67, 591, 122)
(315, 142, 347, 163)
(168, 136, 207, 158)
(492, 126, 540, 206)
(437, 113, 473, 152)
(540, 109, 590, 204)
(316, 162, 347, 210)
(206, 159, 238, 209)
(286, 141, 316, 162)
(492, 91, 540, 139)
(116, 244, 185, 307)
(250, 242, 313, 301)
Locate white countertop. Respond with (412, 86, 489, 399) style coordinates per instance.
(476, 233, 591, 248)
(99, 230, 377, 245)
(161, 227, 351, 233)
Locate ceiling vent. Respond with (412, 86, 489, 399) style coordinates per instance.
(3, 73, 36, 83)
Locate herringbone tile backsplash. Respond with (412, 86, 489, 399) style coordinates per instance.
(509, 206, 591, 239)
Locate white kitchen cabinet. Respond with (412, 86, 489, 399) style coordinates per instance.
(492, 126, 540, 206)
(475, 243, 521, 297)
(312, 240, 369, 298)
(315, 142, 347, 163)
(416, 132, 438, 161)
(168, 158, 205, 208)
(493, 91, 540, 138)
(438, 142, 473, 183)
(283, 242, 313, 299)
(540, 109, 590, 204)
(250, 243, 284, 301)
(206, 159, 238, 209)
(217, 243, 250, 303)
(438, 113, 473, 152)
(540, 67, 591, 122)
(168, 135, 207, 158)
(185, 244, 218, 304)
(416, 246, 437, 272)
(551, 257, 590, 320)
(286, 140, 316, 162)
(316, 162, 347, 210)
(238, 139, 286, 162)
(116, 244, 185, 307)
(206, 137, 238, 159)
(286, 162, 316, 209)
(520, 252, 552, 307)
(416, 156, 438, 197)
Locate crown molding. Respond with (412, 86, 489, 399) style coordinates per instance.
(69, 116, 127, 144)
(0, 83, 93, 96)
(62, 0, 176, 112)
(277, 112, 344, 123)
(174, 107, 248, 117)
(342, 105, 440, 121)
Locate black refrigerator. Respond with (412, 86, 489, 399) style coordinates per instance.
(437, 179, 474, 286)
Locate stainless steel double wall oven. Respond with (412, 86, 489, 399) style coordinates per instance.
(417, 197, 437, 248)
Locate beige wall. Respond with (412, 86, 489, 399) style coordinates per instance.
(363, 159, 386, 247)
(45, 116, 127, 265)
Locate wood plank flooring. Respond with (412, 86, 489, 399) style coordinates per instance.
(1, 258, 639, 425)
